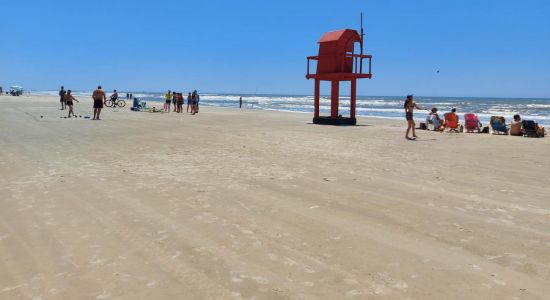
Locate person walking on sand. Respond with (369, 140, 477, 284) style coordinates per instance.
(164, 90, 172, 112)
(64, 89, 79, 118)
(186, 92, 192, 113)
(239, 96, 243, 109)
(92, 86, 106, 120)
(404, 95, 422, 140)
(59, 86, 67, 110)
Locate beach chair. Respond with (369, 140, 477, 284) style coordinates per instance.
(443, 113, 462, 132)
(464, 113, 481, 133)
(490, 116, 508, 135)
(521, 120, 543, 138)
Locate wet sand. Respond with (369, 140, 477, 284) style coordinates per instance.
(1, 94, 550, 299)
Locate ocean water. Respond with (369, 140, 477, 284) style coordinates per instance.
(33, 91, 550, 126)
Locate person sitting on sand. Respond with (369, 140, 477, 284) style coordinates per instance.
(404, 95, 422, 140)
(510, 114, 523, 136)
(429, 108, 444, 131)
(64, 90, 79, 118)
(92, 86, 106, 120)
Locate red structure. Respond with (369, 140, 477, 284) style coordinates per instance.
(306, 22, 373, 125)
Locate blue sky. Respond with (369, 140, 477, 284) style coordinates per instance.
(1, 0, 549, 97)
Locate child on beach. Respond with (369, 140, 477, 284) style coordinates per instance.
(64, 90, 79, 118)
(404, 95, 422, 140)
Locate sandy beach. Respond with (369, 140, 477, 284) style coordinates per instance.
(1, 94, 550, 300)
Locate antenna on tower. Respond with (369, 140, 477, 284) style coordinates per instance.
(360, 12, 364, 56)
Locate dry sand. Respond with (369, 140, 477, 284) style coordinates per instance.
(1, 94, 550, 300)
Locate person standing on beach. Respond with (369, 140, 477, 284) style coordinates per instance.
(176, 93, 184, 113)
(194, 90, 200, 114)
(239, 96, 243, 109)
(64, 89, 79, 118)
(404, 95, 422, 140)
(92, 86, 106, 120)
(164, 90, 172, 112)
(172, 91, 178, 112)
(186, 92, 192, 113)
(59, 86, 67, 110)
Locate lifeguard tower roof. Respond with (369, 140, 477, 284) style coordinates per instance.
(318, 29, 360, 43)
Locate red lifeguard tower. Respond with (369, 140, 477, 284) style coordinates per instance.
(306, 18, 373, 125)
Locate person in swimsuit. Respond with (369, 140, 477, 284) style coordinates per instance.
(164, 90, 172, 112)
(59, 86, 67, 110)
(404, 95, 422, 140)
(186, 92, 192, 113)
(172, 91, 178, 112)
(92, 86, 106, 120)
(194, 90, 200, 114)
(64, 90, 79, 118)
(191, 90, 197, 115)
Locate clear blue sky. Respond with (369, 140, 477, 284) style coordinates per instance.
(1, 0, 549, 97)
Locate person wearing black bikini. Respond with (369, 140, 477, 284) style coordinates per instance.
(404, 95, 422, 140)
(64, 90, 79, 118)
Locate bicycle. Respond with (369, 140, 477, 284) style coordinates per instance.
(105, 97, 126, 108)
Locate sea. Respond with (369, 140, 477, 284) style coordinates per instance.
(33, 91, 550, 126)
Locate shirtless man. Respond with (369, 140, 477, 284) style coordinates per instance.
(510, 114, 523, 136)
(92, 86, 106, 120)
(59, 86, 67, 110)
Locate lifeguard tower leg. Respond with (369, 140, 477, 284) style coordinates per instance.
(331, 80, 339, 119)
(314, 79, 320, 121)
(350, 79, 357, 120)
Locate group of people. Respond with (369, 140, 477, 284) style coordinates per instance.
(164, 90, 200, 114)
(404, 95, 545, 139)
(59, 85, 111, 120)
(58, 86, 80, 118)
